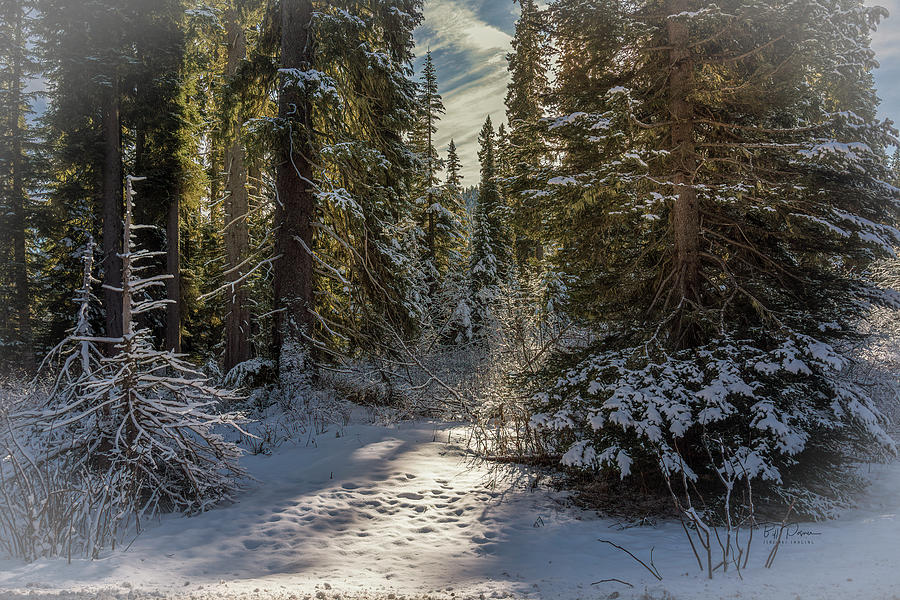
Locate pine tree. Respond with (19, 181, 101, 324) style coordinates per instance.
(273, 1, 425, 383)
(32, 0, 124, 355)
(531, 0, 900, 514)
(0, 0, 38, 371)
(409, 51, 471, 324)
(273, 0, 316, 388)
(8, 176, 246, 560)
(443, 137, 468, 259)
(433, 138, 473, 344)
(504, 0, 550, 273)
(129, 0, 196, 355)
(414, 50, 446, 281)
(469, 116, 513, 334)
(222, 3, 252, 371)
(178, 0, 273, 365)
(37, 0, 196, 356)
(445, 138, 463, 195)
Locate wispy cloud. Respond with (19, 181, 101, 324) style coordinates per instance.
(415, 0, 900, 186)
(869, 0, 900, 130)
(414, 0, 515, 184)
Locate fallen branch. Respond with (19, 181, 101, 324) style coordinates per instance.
(598, 539, 662, 580)
(591, 578, 634, 588)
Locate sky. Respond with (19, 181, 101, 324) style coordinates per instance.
(414, 0, 900, 184)
(869, 0, 900, 133)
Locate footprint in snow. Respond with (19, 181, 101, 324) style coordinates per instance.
(242, 539, 263, 551)
(397, 492, 424, 500)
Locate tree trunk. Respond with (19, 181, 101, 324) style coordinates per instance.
(426, 208, 435, 263)
(425, 107, 436, 267)
(223, 8, 251, 372)
(667, 0, 700, 347)
(102, 80, 124, 351)
(165, 190, 181, 352)
(10, 2, 33, 371)
(274, 0, 315, 382)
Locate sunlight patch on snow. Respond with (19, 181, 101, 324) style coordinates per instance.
(1, 422, 899, 600)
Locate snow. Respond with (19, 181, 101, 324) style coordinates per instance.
(1, 419, 900, 600)
(547, 113, 588, 130)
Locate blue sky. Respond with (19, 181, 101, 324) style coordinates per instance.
(870, 0, 900, 134)
(414, 0, 900, 183)
(413, 0, 520, 183)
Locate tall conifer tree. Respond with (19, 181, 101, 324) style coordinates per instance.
(532, 0, 900, 513)
(0, 0, 38, 370)
(222, 2, 253, 371)
(273, 0, 424, 381)
(38, 0, 132, 351)
(443, 137, 467, 256)
(274, 0, 316, 384)
(445, 138, 463, 196)
(414, 51, 445, 277)
(469, 116, 512, 333)
(505, 0, 550, 272)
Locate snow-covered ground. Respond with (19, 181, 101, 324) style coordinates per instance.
(1, 419, 899, 600)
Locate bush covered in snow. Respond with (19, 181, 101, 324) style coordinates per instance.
(528, 329, 897, 518)
(0, 178, 247, 561)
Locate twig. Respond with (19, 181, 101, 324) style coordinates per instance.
(598, 539, 662, 580)
(591, 579, 634, 588)
(765, 498, 796, 569)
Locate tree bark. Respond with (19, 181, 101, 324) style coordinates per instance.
(425, 104, 436, 267)
(10, 1, 33, 371)
(165, 190, 181, 352)
(274, 0, 315, 381)
(102, 79, 124, 351)
(223, 7, 250, 371)
(667, 0, 701, 347)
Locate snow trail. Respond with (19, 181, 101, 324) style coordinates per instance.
(1, 420, 899, 600)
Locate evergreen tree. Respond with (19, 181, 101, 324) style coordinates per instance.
(413, 50, 446, 280)
(469, 116, 513, 334)
(443, 137, 468, 259)
(445, 138, 463, 195)
(433, 138, 472, 344)
(221, 2, 253, 371)
(37, 0, 129, 352)
(178, 0, 274, 365)
(273, 0, 316, 387)
(531, 0, 900, 514)
(129, 0, 197, 354)
(37, 0, 198, 356)
(407, 50, 468, 326)
(273, 0, 425, 383)
(0, 0, 38, 371)
(504, 0, 550, 273)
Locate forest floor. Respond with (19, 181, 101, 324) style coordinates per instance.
(0, 416, 899, 600)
